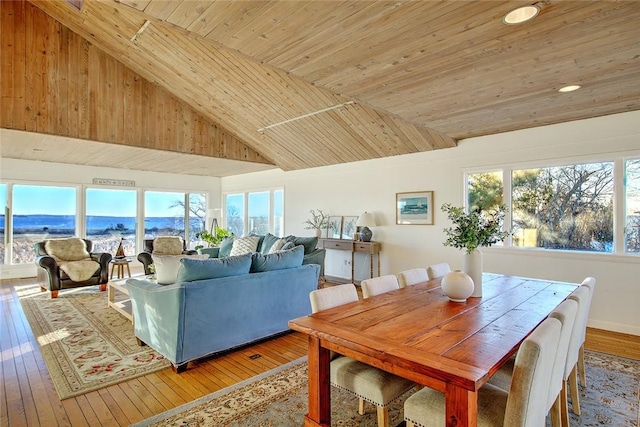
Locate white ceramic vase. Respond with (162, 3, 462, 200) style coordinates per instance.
(315, 229, 322, 238)
(441, 270, 474, 302)
(463, 249, 483, 297)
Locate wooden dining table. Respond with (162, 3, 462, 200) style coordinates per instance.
(288, 273, 578, 427)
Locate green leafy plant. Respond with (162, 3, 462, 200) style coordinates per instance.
(441, 203, 510, 254)
(195, 227, 234, 249)
(303, 209, 334, 231)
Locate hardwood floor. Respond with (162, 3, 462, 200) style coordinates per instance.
(1, 276, 639, 427)
(1, 277, 308, 427)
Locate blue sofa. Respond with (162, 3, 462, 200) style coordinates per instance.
(126, 247, 320, 372)
(198, 233, 326, 277)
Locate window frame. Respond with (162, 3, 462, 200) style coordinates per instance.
(463, 156, 636, 258)
(223, 187, 285, 237)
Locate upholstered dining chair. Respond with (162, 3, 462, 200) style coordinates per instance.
(488, 299, 578, 427)
(404, 316, 562, 427)
(426, 262, 451, 280)
(361, 274, 400, 298)
(309, 284, 415, 427)
(558, 284, 592, 426)
(397, 268, 428, 288)
(576, 277, 596, 388)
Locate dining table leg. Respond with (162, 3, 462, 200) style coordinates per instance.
(304, 335, 331, 427)
(445, 383, 478, 427)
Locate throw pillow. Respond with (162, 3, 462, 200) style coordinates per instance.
(229, 235, 261, 256)
(154, 254, 209, 285)
(281, 241, 295, 251)
(153, 236, 184, 255)
(218, 236, 235, 258)
(287, 236, 318, 255)
(260, 233, 281, 254)
(176, 253, 252, 282)
(250, 245, 304, 273)
(267, 238, 290, 254)
(45, 238, 90, 262)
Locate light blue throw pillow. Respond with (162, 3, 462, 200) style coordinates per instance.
(250, 245, 304, 273)
(260, 233, 281, 254)
(176, 253, 252, 282)
(218, 236, 235, 258)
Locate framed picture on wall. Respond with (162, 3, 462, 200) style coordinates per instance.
(396, 191, 434, 225)
(341, 216, 358, 239)
(326, 216, 343, 238)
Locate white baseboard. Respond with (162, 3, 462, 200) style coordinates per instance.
(588, 319, 640, 336)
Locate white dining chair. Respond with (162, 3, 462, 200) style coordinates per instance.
(576, 277, 596, 387)
(488, 299, 578, 427)
(426, 262, 451, 280)
(361, 275, 400, 298)
(397, 268, 428, 288)
(404, 316, 562, 427)
(309, 284, 415, 427)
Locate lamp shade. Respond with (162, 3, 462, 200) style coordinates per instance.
(356, 212, 376, 228)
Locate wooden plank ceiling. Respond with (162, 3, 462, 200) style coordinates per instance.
(13, 1, 640, 172)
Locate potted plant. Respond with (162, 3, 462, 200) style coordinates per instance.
(195, 227, 234, 250)
(303, 209, 333, 238)
(441, 203, 510, 297)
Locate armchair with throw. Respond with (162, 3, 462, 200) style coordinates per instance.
(34, 237, 112, 298)
(137, 236, 196, 275)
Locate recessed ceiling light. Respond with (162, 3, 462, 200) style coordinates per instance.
(558, 85, 581, 93)
(503, 5, 540, 25)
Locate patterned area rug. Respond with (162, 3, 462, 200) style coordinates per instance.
(134, 351, 639, 427)
(18, 284, 170, 400)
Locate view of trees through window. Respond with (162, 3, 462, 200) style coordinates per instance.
(626, 159, 640, 253)
(468, 159, 638, 254)
(512, 163, 613, 252)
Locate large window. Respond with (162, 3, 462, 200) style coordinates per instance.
(226, 193, 245, 236)
(144, 191, 206, 248)
(0, 183, 208, 265)
(225, 188, 284, 237)
(467, 159, 629, 254)
(12, 184, 77, 264)
(626, 159, 640, 253)
(86, 188, 137, 256)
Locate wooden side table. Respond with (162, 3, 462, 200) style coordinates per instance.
(110, 257, 132, 279)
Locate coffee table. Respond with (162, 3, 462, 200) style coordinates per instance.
(107, 276, 134, 321)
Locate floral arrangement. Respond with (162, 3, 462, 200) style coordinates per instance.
(303, 209, 334, 231)
(441, 203, 510, 254)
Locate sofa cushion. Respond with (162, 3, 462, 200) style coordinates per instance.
(45, 237, 90, 262)
(287, 236, 318, 255)
(260, 233, 281, 254)
(154, 254, 209, 285)
(250, 245, 304, 273)
(267, 237, 290, 254)
(218, 236, 235, 258)
(230, 235, 261, 256)
(177, 253, 252, 282)
(153, 236, 184, 255)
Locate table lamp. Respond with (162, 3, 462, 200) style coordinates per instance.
(356, 212, 376, 242)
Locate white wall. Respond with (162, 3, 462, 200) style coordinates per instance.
(0, 158, 221, 278)
(222, 111, 640, 335)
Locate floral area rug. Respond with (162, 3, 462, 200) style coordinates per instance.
(134, 351, 639, 427)
(17, 284, 170, 400)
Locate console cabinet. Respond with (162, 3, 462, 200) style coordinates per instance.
(318, 238, 381, 284)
